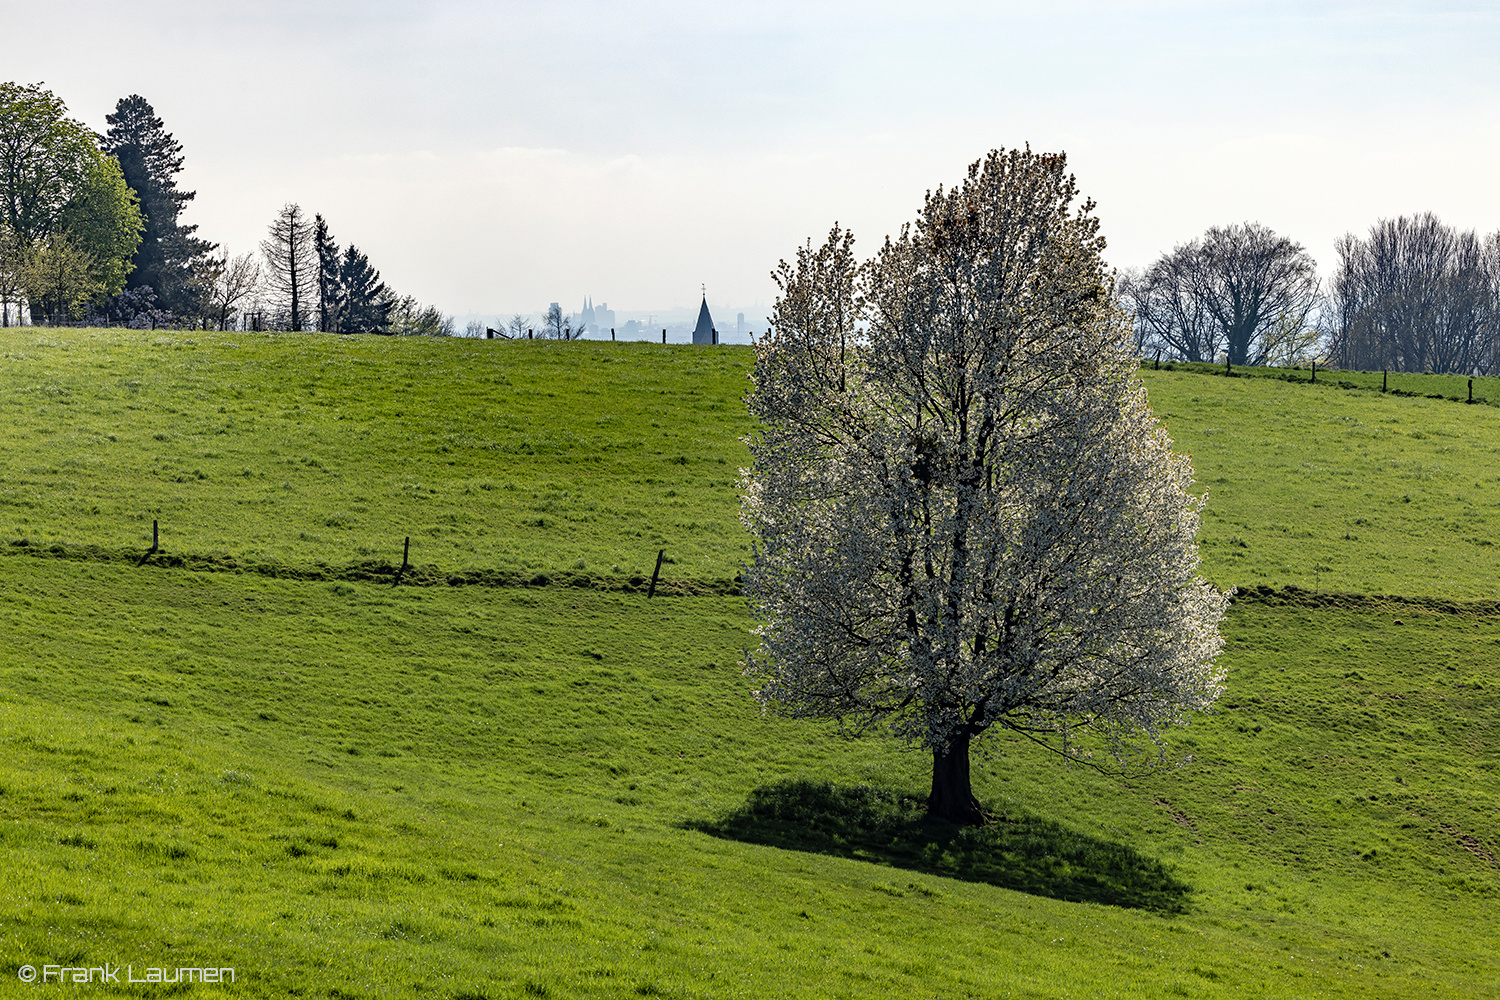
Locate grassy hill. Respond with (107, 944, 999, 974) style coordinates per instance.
(8, 329, 1500, 598)
(1140, 366, 1500, 600)
(0, 329, 752, 584)
(0, 328, 1496, 998)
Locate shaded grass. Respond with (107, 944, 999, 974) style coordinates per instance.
(690, 780, 1193, 913)
(0, 536, 740, 595)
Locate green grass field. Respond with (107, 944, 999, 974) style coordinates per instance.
(0, 329, 1496, 998)
(0, 329, 753, 583)
(1140, 367, 1500, 600)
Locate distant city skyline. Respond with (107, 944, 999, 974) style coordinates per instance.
(9, 2, 1500, 319)
(465, 296, 770, 344)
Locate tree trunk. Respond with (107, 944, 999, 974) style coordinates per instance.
(927, 732, 986, 825)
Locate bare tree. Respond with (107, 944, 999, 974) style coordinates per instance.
(1483, 232, 1500, 375)
(1119, 258, 1221, 363)
(542, 302, 584, 340)
(1331, 214, 1498, 374)
(208, 250, 261, 331)
(260, 203, 315, 331)
(385, 294, 454, 336)
(1122, 223, 1320, 365)
(484, 313, 537, 340)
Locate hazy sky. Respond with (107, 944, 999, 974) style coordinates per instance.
(10, 1, 1500, 322)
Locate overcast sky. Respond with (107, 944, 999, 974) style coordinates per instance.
(10, 1, 1500, 325)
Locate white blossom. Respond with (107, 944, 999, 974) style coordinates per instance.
(740, 149, 1230, 823)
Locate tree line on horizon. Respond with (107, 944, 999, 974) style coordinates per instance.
(2, 78, 1496, 366)
(0, 82, 453, 335)
(1120, 217, 1500, 375)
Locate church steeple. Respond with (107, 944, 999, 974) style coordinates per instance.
(692, 292, 716, 345)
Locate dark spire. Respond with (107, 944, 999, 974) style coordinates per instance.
(692, 294, 716, 345)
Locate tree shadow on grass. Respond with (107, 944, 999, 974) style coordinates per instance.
(687, 780, 1191, 914)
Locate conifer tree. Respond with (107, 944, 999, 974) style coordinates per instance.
(338, 245, 389, 333)
(102, 95, 215, 314)
(314, 213, 341, 333)
(260, 203, 315, 331)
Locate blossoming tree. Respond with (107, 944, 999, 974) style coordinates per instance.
(741, 148, 1230, 825)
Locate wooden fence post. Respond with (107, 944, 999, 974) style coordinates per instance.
(138, 519, 160, 565)
(647, 549, 665, 598)
(393, 536, 410, 587)
(1469, 378, 1474, 403)
(1383, 370, 1388, 393)
(1311, 360, 1316, 383)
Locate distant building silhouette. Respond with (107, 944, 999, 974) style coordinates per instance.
(576, 296, 615, 337)
(692, 295, 717, 345)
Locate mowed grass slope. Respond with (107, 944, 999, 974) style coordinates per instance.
(0, 560, 1495, 998)
(1140, 368, 1500, 599)
(7, 329, 1500, 598)
(0, 329, 753, 582)
(0, 329, 1496, 997)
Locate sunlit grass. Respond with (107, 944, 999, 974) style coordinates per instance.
(1139, 368, 1500, 599)
(8, 329, 1500, 600)
(0, 330, 1498, 996)
(0, 558, 1494, 997)
(0, 328, 753, 582)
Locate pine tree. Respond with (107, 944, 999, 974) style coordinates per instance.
(314, 214, 341, 333)
(102, 95, 215, 315)
(260, 203, 315, 331)
(338, 245, 389, 333)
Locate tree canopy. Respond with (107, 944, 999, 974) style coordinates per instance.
(57, 155, 144, 300)
(103, 94, 216, 315)
(1121, 223, 1320, 366)
(0, 82, 99, 247)
(1331, 214, 1500, 375)
(22, 232, 101, 323)
(741, 148, 1229, 824)
(0, 82, 142, 321)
